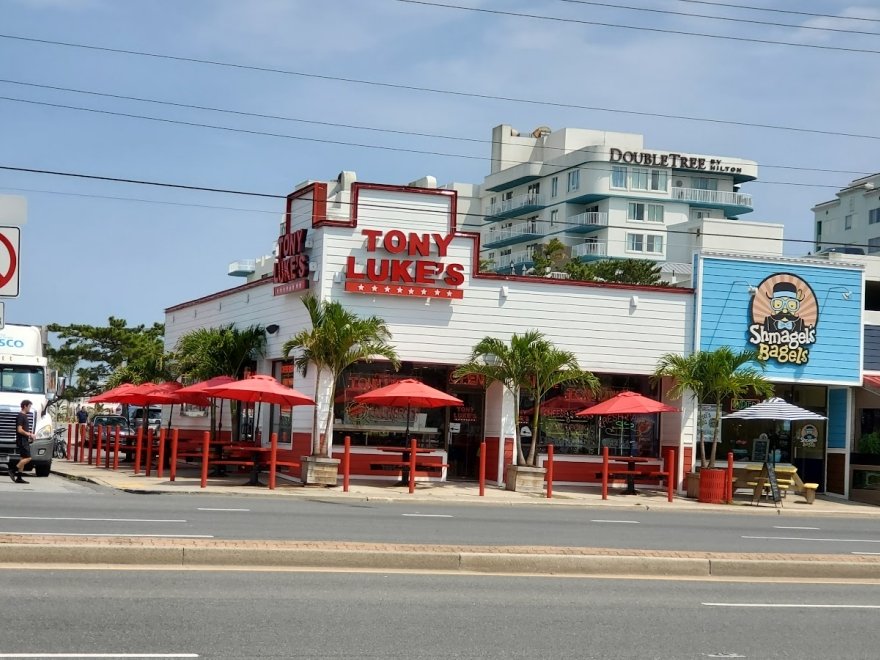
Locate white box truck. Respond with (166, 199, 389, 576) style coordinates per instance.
(0, 325, 62, 477)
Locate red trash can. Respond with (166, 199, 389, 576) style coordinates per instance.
(697, 468, 727, 504)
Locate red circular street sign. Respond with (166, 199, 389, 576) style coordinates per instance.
(0, 232, 18, 289)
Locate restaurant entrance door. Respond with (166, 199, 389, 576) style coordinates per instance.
(446, 388, 484, 480)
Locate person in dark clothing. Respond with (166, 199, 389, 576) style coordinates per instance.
(10, 399, 35, 484)
(76, 406, 88, 424)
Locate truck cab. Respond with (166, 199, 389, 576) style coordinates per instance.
(0, 325, 61, 477)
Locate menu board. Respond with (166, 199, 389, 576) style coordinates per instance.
(752, 437, 770, 463)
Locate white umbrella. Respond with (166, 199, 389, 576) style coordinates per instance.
(722, 397, 826, 421)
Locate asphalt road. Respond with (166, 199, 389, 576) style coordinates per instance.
(1, 477, 880, 555)
(3, 570, 880, 659)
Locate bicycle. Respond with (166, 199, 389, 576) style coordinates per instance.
(52, 427, 68, 459)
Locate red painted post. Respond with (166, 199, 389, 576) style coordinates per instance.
(666, 449, 674, 503)
(546, 444, 554, 499)
(200, 431, 210, 488)
(145, 428, 155, 477)
(112, 426, 121, 471)
(73, 424, 81, 462)
(408, 438, 417, 494)
(602, 446, 609, 500)
(269, 433, 278, 490)
(343, 436, 351, 493)
(86, 423, 94, 465)
(169, 429, 179, 482)
(156, 428, 167, 479)
(133, 426, 143, 475)
(479, 440, 486, 497)
(727, 451, 734, 504)
(66, 423, 73, 461)
(104, 426, 112, 469)
(95, 425, 103, 468)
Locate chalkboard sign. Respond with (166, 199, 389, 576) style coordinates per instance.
(764, 462, 782, 503)
(752, 437, 770, 463)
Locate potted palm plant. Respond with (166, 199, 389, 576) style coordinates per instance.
(283, 295, 400, 485)
(654, 347, 772, 503)
(454, 330, 598, 492)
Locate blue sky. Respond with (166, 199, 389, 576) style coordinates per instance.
(0, 0, 877, 328)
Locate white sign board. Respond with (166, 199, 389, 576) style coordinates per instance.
(0, 301, 4, 330)
(0, 227, 20, 298)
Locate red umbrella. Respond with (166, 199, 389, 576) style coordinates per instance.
(575, 391, 679, 416)
(202, 375, 315, 407)
(203, 375, 315, 443)
(88, 382, 138, 404)
(353, 379, 463, 440)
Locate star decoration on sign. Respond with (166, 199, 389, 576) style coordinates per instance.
(344, 281, 463, 299)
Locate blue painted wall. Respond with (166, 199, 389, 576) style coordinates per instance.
(827, 388, 848, 449)
(698, 256, 863, 385)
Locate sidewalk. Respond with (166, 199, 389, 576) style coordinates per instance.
(49, 457, 880, 517)
(1, 458, 877, 580)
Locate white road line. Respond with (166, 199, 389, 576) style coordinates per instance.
(401, 514, 453, 518)
(0, 654, 198, 658)
(591, 520, 640, 524)
(5, 532, 214, 539)
(742, 535, 880, 543)
(852, 552, 880, 555)
(773, 526, 819, 530)
(704, 603, 880, 609)
(196, 508, 250, 512)
(0, 516, 187, 523)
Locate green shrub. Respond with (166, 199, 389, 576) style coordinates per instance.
(858, 432, 880, 454)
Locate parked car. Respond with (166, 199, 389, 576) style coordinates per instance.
(130, 406, 162, 435)
(89, 414, 137, 455)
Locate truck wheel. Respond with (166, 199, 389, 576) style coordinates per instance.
(35, 464, 51, 477)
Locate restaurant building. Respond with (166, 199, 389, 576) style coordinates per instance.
(163, 124, 869, 498)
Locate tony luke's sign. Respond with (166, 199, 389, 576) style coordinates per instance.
(748, 273, 817, 365)
(344, 229, 465, 299)
(273, 228, 310, 296)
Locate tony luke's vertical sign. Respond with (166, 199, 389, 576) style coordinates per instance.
(273, 228, 310, 295)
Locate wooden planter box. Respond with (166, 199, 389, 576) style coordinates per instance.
(301, 456, 340, 486)
(505, 464, 546, 493)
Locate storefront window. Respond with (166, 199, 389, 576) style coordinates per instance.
(333, 362, 449, 447)
(532, 376, 661, 457)
(270, 360, 296, 448)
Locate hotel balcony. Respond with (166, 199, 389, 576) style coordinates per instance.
(497, 249, 535, 272)
(571, 241, 608, 261)
(228, 259, 256, 277)
(566, 211, 609, 234)
(670, 187, 753, 215)
(483, 222, 550, 249)
(485, 192, 546, 220)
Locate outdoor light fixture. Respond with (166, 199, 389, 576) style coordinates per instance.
(266, 324, 280, 335)
(500, 285, 509, 298)
(630, 295, 639, 308)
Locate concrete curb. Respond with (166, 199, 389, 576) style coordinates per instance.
(2, 542, 879, 580)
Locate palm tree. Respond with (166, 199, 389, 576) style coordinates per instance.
(654, 347, 773, 469)
(454, 330, 598, 467)
(282, 295, 400, 457)
(174, 324, 267, 440)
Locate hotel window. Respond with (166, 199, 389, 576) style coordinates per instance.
(628, 202, 646, 221)
(551, 177, 558, 198)
(646, 204, 664, 223)
(627, 233, 664, 254)
(816, 221, 822, 238)
(870, 209, 880, 224)
(845, 214, 853, 230)
(526, 182, 540, 203)
(550, 209, 559, 227)
(869, 237, 880, 254)
(692, 177, 718, 191)
(611, 165, 627, 189)
(630, 168, 649, 190)
(567, 169, 580, 192)
(649, 169, 668, 192)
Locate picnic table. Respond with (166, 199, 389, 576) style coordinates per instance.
(373, 445, 442, 485)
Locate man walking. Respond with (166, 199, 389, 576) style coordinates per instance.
(10, 399, 35, 484)
(76, 406, 88, 425)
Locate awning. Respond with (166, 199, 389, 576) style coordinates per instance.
(863, 375, 880, 397)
